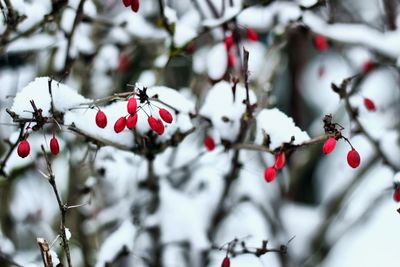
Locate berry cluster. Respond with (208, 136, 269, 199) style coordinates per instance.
(17, 133, 60, 158)
(224, 28, 258, 67)
(95, 91, 173, 136)
(121, 0, 139, 12)
(264, 152, 285, 183)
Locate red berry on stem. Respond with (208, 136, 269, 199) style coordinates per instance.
(117, 54, 130, 72)
(362, 60, 375, 73)
(363, 97, 376, 112)
(17, 139, 30, 158)
(393, 188, 400, 202)
(274, 152, 285, 170)
(246, 28, 258, 42)
(347, 149, 361, 168)
(50, 136, 60, 155)
(204, 136, 216, 151)
(313, 34, 328, 52)
(323, 137, 337, 154)
(122, 0, 132, 7)
(224, 35, 234, 51)
(159, 108, 173, 123)
(131, 0, 139, 12)
(126, 113, 138, 129)
(148, 116, 159, 132)
(96, 110, 107, 128)
(127, 97, 137, 114)
(114, 117, 127, 133)
(221, 256, 230, 267)
(264, 166, 277, 183)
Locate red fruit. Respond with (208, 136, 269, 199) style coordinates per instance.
(246, 28, 258, 42)
(362, 60, 375, 73)
(159, 108, 173, 123)
(155, 119, 165, 135)
(96, 110, 107, 128)
(126, 113, 138, 129)
(127, 97, 137, 114)
(264, 166, 277, 183)
(117, 54, 130, 72)
(221, 256, 230, 267)
(17, 139, 30, 158)
(347, 149, 361, 168)
(185, 42, 196, 54)
(131, 0, 139, 12)
(204, 136, 216, 151)
(363, 97, 376, 112)
(114, 117, 127, 133)
(313, 34, 328, 52)
(50, 136, 60, 155)
(224, 35, 234, 51)
(228, 53, 235, 67)
(122, 0, 132, 7)
(148, 116, 159, 132)
(393, 188, 400, 202)
(323, 137, 337, 154)
(274, 152, 285, 170)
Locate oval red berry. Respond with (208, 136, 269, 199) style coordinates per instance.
(221, 256, 230, 267)
(224, 35, 234, 51)
(246, 28, 258, 42)
(264, 166, 277, 183)
(131, 0, 139, 12)
(274, 152, 285, 170)
(313, 34, 328, 52)
(114, 117, 127, 133)
(17, 139, 30, 158)
(96, 111, 107, 128)
(127, 97, 137, 115)
(347, 149, 360, 168)
(363, 97, 376, 112)
(148, 116, 158, 132)
(159, 108, 173, 124)
(50, 136, 60, 155)
(323, 137, 337, 154)
(126, 113, 138, 129)
(393, 188, 400, 202)
(204, 136, 216, 151)
(155, 119, 165, 135)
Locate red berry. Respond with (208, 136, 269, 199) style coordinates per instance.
(347, 149, 361, 168)
(274, 152, 285, 170)
(131, 0, 139, 12)
(126, 113, 138, 129)
(114, 117, 127, 133)
(246, 28, 258, 42)
(50, 136, 60, 155)
(127, 97, 137, 114)
(148, 116, 159, 132)
(228, 53, 235, 67)
(264, 166, 277, 183)
(313, 34, 328, 52)
(185, 42, 196, 54)
(117, 54, 130, 72)
(122, 0, 132, 7)
(221, 256, 230, 267)
(17, 139, 30, 158)
(323, 137, 337, 154)
(159, 108, 173, 124)
(204, 136, 216, 151)
(224, 35, 234, 51)
(362, 60, 375, 73)
(96, 110, 107, 128)
(393, 188, 400, 202)
(155, 119, 165, 135)
(363, 97, 376, 112)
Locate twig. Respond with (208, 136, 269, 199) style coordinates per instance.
(40, 145, 72, 267)
(0, 124, 25, 177)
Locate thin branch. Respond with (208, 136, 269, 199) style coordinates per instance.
(40, 145, 72, 267)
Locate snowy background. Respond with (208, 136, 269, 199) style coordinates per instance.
(1, 0, 400, 266)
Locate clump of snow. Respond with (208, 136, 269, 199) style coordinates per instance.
(255, 108, 310, 150)
(207, 43, 228, 80)
(199, 81, 257, 142)
(95, 220, 137, 267)
(10, 77, 88, 118)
